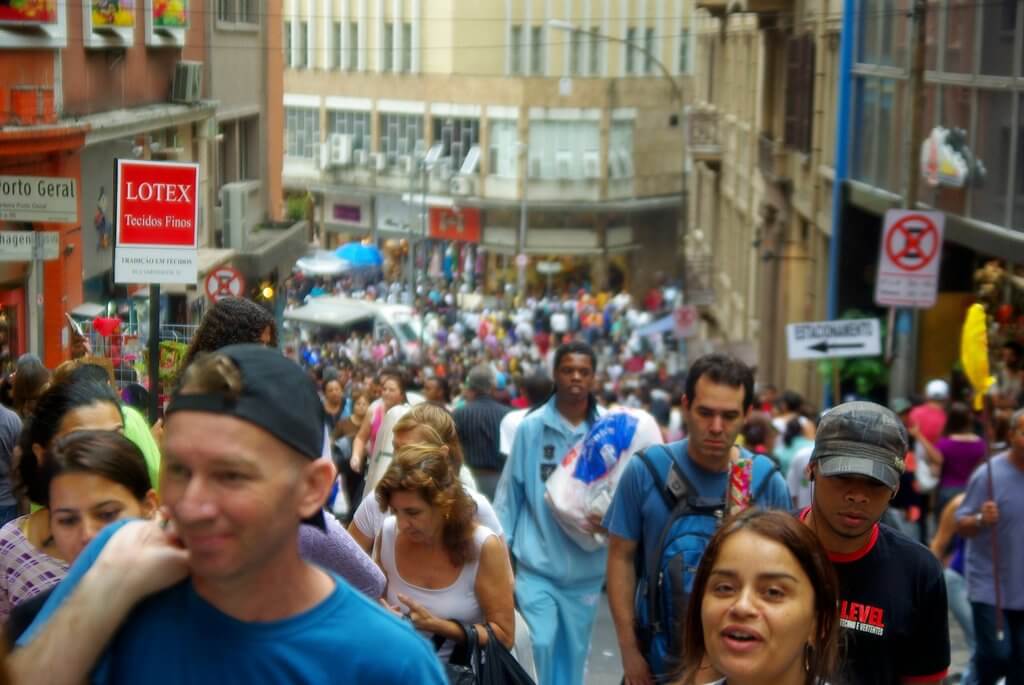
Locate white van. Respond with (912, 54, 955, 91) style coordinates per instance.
(283, 296, 423, 362)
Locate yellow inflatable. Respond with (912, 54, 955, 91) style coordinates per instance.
(960, 303, 996, 410)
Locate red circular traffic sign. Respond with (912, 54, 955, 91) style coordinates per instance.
(884, 214, 939, 272)
(204, 266, 246, 303)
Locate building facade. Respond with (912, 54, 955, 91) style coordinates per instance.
(688, 0, 842, 395)
(838, 0, 1024, 395)
(0, 0, 214, 369)
(282, 0, 696, 296)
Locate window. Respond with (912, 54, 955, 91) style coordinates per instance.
(285, 107, 320, 160)
(510, 24, 523, 74)
(217, 0, 232, 23)
(625, 27, 638, 74)
(980, 0, 1016, 76)
(944, 0, 976, 74)
(328, 110, 371, 152)
(237, 0, 256, 25)
(530, 25, 544, 75)
(332, 22, 342, 69)
(297, 21, 308, 68)
(644, 27, 655, 74)
(678, 28, 690, 73)
(528, 119, 600, 180)
(589, 26, 601, 75)
(348, 21, 359, 70)
(784, 33, 815, 154)
(609, 120, 635, 178)
(971, 89, 1013, 226)
(383, 22, 394, 72)
(284, 20, 292, 68)
(402, 22, 412, 72)
(489, 120, 519, 177)
(433, 117, 480, 169)
(379, 113, 424, 167)
(239, 116, 258, 179)
(569, 29, 582, 76)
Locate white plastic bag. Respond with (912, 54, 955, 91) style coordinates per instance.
(545, 408, 663, 551)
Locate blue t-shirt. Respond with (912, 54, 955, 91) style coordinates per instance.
(604, 439, 792, 567)
(956, 452, 1024, 610)
(20, 521, 446, 684)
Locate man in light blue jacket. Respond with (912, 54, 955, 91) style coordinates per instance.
(494, 341, 606, 685)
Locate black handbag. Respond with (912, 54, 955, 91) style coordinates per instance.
(478, 624, 536, 685)
(442, 622, 480, 685)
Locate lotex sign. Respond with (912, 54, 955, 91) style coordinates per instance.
(114, 159, 199, 285)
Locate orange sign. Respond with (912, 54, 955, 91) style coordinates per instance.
(429, 207, 480, 244)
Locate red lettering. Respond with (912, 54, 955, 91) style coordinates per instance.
(839, 601, 851, 620)
(124, 181, 193, 203)
(867, 607, 885, 627)
(856, 604, 871, 622)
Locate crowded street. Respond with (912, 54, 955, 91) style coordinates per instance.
(3, 1, 1024, 684)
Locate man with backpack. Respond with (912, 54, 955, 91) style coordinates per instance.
(604, 354, 791, 684)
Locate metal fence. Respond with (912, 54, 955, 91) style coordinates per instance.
(78, 321, 198, 391)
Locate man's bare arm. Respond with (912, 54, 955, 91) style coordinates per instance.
(9, 520, 189, 685)
(606, 534, 654, 685)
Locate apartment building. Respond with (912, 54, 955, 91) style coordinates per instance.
(282, 0, 696, 295)
(687, 0, 842, 395)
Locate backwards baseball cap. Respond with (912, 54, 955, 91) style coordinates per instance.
(166, 343, 327, 530)
(810, 401, 907, 491)
(925, 379, 949, 400)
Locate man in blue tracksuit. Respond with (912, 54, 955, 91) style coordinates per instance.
(494, 341, 606, 685)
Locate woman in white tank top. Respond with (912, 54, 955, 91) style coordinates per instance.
(374, 442, 515, 664)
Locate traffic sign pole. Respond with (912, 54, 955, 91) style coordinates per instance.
(149, 284, 160, 425)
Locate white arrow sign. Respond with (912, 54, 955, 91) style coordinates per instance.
(786, 318, 882, 360)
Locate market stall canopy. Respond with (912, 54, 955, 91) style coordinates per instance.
(335, 242, 383, 267)
(295, 251, 352, 277)
(283, 296, 381, 328)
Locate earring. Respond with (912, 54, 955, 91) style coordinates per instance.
(804, 643, 814, 673)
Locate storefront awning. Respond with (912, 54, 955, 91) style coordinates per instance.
(79, 102, 217, 146)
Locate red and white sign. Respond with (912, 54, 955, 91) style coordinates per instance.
(204, 266, 246, 303)
(673, 305, 699, 338)
(874, 209, 945, 308)
(114, 159, 199, 285)
(428, 207, 481, 243)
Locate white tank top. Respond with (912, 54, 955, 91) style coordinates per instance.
(381, 517, 496, 661)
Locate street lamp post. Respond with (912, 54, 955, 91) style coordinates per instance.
(547, 19, 688, 295)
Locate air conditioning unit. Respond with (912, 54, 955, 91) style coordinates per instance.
(319, 142, 330, 170)
(398, 155, 414, 174)
(371, 153, 387, 172)
(171, 61, 203, 104)
(353, 149, 369, 167)
(583, 150, 601, 179)
(432, 158, 453, 180)
(329, 133, 353, 166)
(219, 180, 261, 251)
(555, 151, 573, 179)
(451, 176, 474, 196)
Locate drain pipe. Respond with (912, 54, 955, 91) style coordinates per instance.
(824, 0, 855, 407)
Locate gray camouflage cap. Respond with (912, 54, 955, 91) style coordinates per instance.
(810, 401, 907, 490)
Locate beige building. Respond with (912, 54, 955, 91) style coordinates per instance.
(688, 0, 842, 396)
(282, 0, 696, 295)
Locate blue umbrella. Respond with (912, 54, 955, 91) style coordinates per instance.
(336, 242, 383, 267)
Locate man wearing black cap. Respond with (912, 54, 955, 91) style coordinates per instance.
(11, 345, 446, 684)
(800, 401, 950, 685)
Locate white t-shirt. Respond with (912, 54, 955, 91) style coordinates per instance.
(498, 407, 530, 458)
(787, 444, 815, 509)
(354, 481, 503, 544)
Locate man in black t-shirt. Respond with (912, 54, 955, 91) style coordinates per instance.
(801, 401, 950, 685)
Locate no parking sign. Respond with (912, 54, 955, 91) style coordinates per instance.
(204, 266, 246, 303)
(874, 210, 944, 308)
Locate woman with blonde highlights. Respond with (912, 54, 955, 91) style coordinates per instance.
(348, 402, 502, 554)
(374, 443, 515, 665)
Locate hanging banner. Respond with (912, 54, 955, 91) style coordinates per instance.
(0, 0, 58, 25)
(152, 0, 185, 26)
(92, 0, 135, 27)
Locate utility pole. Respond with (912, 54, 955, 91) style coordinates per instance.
(888, 0, 927, 402)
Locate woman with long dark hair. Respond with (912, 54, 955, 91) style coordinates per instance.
(678, 509, 841, 685)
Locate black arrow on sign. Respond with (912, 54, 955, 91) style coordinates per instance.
(809, 341, 866, 354)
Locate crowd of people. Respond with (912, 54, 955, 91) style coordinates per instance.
(0, 293, 1017, 685)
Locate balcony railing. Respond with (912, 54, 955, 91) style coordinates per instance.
(696, 0, 792, 15)
(687, 105, 721, 164)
